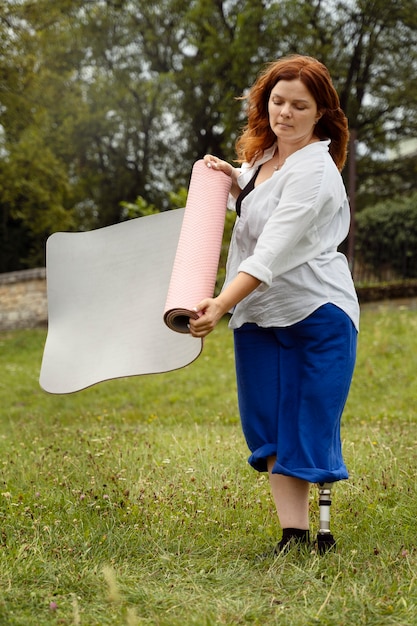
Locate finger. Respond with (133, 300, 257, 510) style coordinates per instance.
(204, 156, 228, 173)
(189, 326, 212, 338)
(193, 299, 210, 315)
(203, 154, 217, 168)
(189, 314, 211, 333)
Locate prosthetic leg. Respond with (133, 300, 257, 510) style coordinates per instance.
(317, 483, 336, 554)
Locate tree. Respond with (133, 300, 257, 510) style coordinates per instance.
(0, 0, 82, 269)
(1, 0, 416, 272)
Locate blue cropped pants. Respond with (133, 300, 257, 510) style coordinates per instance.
(233, 304, 357, 484)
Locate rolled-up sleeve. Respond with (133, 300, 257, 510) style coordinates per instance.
(238, 257, 274, 287)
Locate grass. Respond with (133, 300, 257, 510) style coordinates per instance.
(0, 304, 417, 625)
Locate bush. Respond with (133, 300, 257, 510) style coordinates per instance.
(355, 192, 417, 279)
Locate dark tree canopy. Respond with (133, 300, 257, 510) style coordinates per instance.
(1, 0, 416, 271)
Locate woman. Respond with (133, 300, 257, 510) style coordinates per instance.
(189, 55, 359, 554)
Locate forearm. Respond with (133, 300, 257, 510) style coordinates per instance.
(216, 272, 261, 315)
(229, 167, 242, 199)
(189, 272, 261, 338)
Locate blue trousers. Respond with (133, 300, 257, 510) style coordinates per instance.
(233, 304, 357, 483)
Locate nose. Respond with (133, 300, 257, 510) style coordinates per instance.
(279, 102, 291, 117)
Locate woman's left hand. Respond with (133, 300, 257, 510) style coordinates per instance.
(189, 273, 261, 338)
(188, 297, 226, 338)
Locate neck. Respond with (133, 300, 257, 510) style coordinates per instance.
(274, 135, 319, 167)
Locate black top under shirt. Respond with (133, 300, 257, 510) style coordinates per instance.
(235, 166, 261, 217)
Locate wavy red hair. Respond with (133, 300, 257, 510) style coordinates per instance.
(235, 55, 349, 171)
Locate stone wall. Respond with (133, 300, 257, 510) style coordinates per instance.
(1, 268, 417, 332)
(0, 268, 47, 331)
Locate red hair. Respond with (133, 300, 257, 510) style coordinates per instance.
(235, 55, 349, 171)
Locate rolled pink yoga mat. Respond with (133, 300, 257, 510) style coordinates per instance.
(39, 160, 231, 393)
(164, 160, 231, 332)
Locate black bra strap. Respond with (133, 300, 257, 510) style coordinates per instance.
(235, 166, 261, 217)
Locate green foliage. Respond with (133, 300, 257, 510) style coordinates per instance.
(167, 187, 188, 210)
(356, 152, 417, 211)
(355, 192, 417, 279)
(1, 0, 417, 271)
(119, 197, 159, 220)
(1, 306, 417, 623)
(119, 187, 188, 220)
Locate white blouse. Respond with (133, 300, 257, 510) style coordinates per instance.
(223, 140, 360, 330)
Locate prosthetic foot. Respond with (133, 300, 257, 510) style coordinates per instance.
(317, 483, 336, 554)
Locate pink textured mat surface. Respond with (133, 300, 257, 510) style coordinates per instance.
(164, 160, 231, 332)
(39, 160, 230, 394)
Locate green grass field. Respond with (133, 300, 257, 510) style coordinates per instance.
(1, 304, 417, 625)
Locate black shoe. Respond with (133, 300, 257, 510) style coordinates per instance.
(274, 528, 310, 554)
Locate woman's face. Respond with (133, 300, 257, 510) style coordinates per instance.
(268, 79, 322, 145)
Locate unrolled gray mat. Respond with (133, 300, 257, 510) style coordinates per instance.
(39, 209, 202, 394)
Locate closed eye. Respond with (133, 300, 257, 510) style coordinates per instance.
(270, 97, 309, 111)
